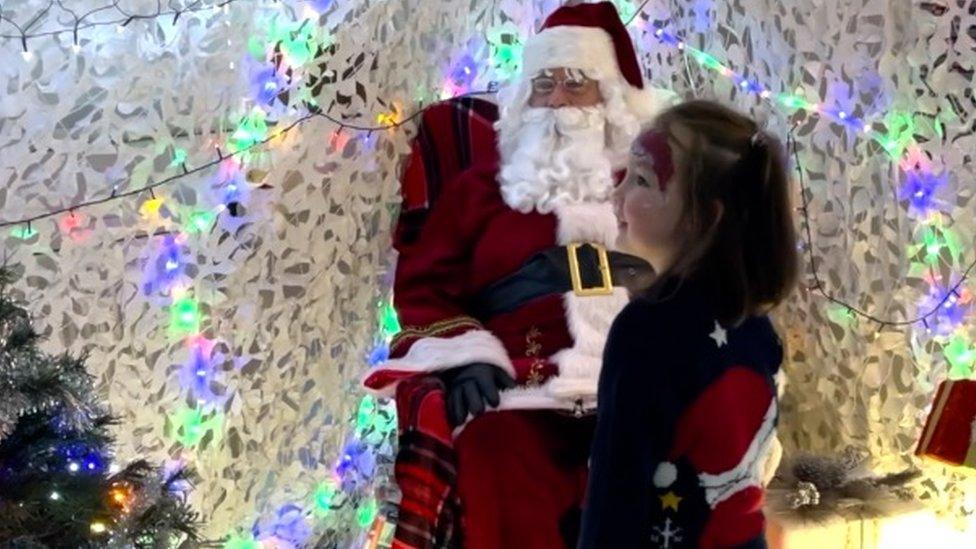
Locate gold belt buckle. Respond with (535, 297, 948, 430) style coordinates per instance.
(567, 242, 614, 297)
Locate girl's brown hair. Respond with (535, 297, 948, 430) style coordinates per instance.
(643, 99, 798, 324)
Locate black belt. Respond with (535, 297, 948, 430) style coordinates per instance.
(471, 243, 654, 319)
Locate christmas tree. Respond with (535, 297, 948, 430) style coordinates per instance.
(0, 266, 200, 548)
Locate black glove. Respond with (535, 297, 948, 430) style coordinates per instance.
(442, 362, 517, 427)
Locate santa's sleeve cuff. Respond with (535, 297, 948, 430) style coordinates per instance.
(362, 329, 514, 397)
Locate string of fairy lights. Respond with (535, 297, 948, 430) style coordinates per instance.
(0, 91, 490, 230)
(788, 131, 976, 332)
(635, 6, 975, 376)
(4, 0, 974, 543)
(633, 6, 974, 374)
(5, 1, 396, 544)
(6, 2, 973, 346)
(1, 0, 252, 52)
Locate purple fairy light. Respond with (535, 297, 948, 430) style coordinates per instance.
(899, 169, 946, 216)
(253, 503, 312, 547)
(143, 234, 186, 295)
(917, 284, 971, 336)
(251, 67, 286, 105)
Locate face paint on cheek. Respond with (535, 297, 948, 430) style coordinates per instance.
(632, 130, 675, 192)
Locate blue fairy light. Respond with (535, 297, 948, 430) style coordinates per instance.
(367, 341, 389, 366)
(449, 54, 478, 88)
(309, 0, 334, 12)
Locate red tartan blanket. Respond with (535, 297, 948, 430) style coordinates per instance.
(392, 376, 460, 549)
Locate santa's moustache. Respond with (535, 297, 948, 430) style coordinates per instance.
(499, 106, 624, 214)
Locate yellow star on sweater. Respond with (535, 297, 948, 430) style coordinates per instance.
(660, 491, 682, 512)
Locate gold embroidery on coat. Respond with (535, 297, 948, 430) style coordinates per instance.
(525, 326, 545, 386)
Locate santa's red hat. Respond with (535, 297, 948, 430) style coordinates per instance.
(521, 1, 669, 120)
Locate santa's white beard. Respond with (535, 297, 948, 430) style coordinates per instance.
(498, 106, 627, 214)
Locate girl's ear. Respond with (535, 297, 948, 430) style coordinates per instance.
(689, 199, 723, 233)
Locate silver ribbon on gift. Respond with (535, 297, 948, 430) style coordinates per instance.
(787, 481, 822, 509)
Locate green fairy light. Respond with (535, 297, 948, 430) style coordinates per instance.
(881, 138, 899, 155)
(922, 229, 942, 261)
(312, 479, 339, 517)
(263, 13, 330, 68)
(491, 43, 521, 72)
(185, 210, 216, 234)
(610, 0, 637, 22)
(223, 534, 261, 549)
(379, 300, 401, 337)
(687, 46, 724, 72)
(11, 225, 38, 239)
(877, 110, 916, 159)
(170, 406, 223, 447)
(356, 497, 378, 529)
(356, 395, 377, 432)
(826, 303, 856, 328)
(247, 35, 266, 60)
(373, 400, 396, 436)
(777, 93, 812, 111)
(170, 148, 187, 168)
(487, 23, 522, 80)
(170, 295, 201, 335)
(885, 111, 915, 137)
(281, 24, 316, 66)
(229, 108, 269, 154)
(944, 335, 976, 379)
(914, 222, 962, 266)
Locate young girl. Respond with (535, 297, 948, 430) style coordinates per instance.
(579, 100, 798, 548)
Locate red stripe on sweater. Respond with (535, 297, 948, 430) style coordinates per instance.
(668, 367, 774, 547)
(669, 366, 774, 473)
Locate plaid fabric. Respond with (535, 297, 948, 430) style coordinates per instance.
(390, 96, 499, 549)
(395, 96, 499, 249)
(392, 376, 460, 549)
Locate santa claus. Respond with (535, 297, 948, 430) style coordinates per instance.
(365, 2, 675, 547)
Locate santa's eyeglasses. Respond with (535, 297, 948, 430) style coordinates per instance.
(530, 69, 597, 95)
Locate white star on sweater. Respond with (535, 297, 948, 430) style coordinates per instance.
(709, 321, 727, 347)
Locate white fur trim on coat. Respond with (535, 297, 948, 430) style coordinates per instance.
(552, 200, 619, 248)
(364, 330, 515, 397)
(523, 26, 622, 84)
(548, 201, 630, 401)
(495, 384, 596, 412)
(761, 435, 783, 487)
(548, 287, 630, 401)
(773, 368, 787, 398)
(452, 385, 597, 437)
(523, 26, 680, 121)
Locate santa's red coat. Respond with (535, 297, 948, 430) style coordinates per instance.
(364, 160, 629, 413)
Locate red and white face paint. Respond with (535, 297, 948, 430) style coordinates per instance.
(612, 130, 687, 272)
(631, 130, 675, 191)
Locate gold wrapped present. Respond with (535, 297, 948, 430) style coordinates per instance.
(764, 496, 964, 548)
